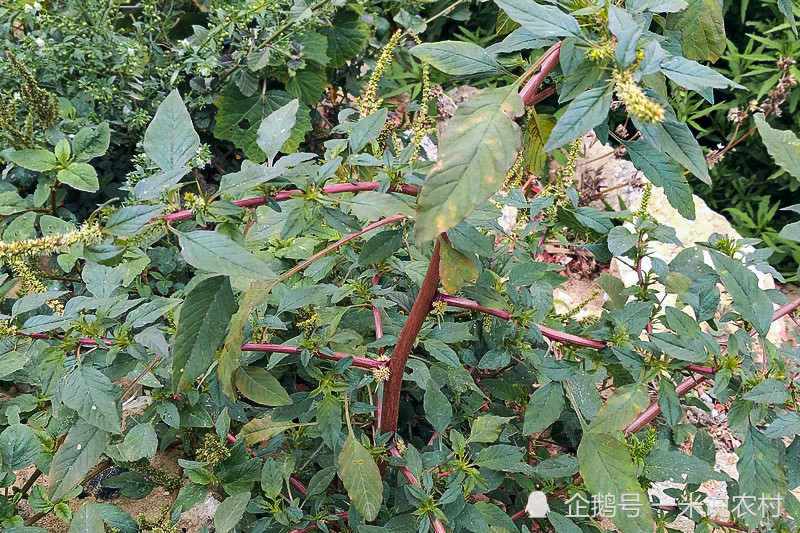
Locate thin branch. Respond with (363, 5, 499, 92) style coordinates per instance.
(389, 447, 447, 533)
(241, 343, 387, 370)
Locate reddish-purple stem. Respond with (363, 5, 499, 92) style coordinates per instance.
(241, 343, 387, 370)
(389, 447, 447, 533)
(520, 42, 562, 106)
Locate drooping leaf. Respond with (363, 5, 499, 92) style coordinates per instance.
(348, 191, 414, 221)
(438, 239, 479, 294)
(215, 88, 311, 162)
(338, 433, 383, 521)
(257, 99, 299, 164)
(132, 167, 190, 201)
(239, 415, 297, 445)
(709, 252, 774, 337)
(172, 276, 236, 392)
(494, 0, 583, 38)
(316, 394, 342, 448)
(143, 90, 200, 172)
(660, 56, 743, 97)
(109, 423, 158, 462)
(62, 365, 122, 433)
(410, 41, 504, 76)
(0, 424, 40, 470)
(235, 366, 292, 406)
(179, 231, 276, 279)
(5, 149, 57, 171)
(608, 5, 643, 68)
(649, 116, 710, 184)
(578, 433, 655, 533)
(544, 86, 613, 152)
(523, 113, 557, 177)
(416, 86, 524, 244)
(777, 0, 798, 35)
(624, 140, 695, 219)
(765, 411, 800, 438)
(658, 379, 683, 426)
(49, 420, 111, 502)
(358, 229, 404, 266)
(666, 0, 726, 62)
(755, 113, 800, 181)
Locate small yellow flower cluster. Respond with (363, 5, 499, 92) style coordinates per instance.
(372, 365, 391, 383)
(587, 40, 615, 62)
(635, 182, 653, 220)
(5, 256, 63, 314)
(0, 222, 103, 262)
(613, 70, 665, 124)
(358, 29, 404, 118)
(395, 437, 407, 455)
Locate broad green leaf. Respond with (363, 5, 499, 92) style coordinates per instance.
(643, 448, 725, 484)
(765, 411, 800, 438)
(179, 230, 276, 279)
(143, 89, 199, 171)
(12, 290, 68, 317)
(69, 503, 105, 533)
(438, 239, 478, 294)
(0, 190, 26, 215)
(257, 99, 299, 164)
(239, 415, 297, 445)
(649, 116, 710, 184)
(348, 108, 388, 153)
(348, 191, 413, 221)
(316, 394, 342, 448)
(530, 455, 579, 478)
(0, 350, 27, 379)
(104, 204, 165, 236)
(778, 0, 798, 35)
(102, 471, 155, 499)
(666, 0, 726, 62)
(587, 383, 648, 433)
(5, 149, 57, 171)
(523, 381, 564, 435)
(737, 425, 787, 530)
(318, 11, 369, 68)
(358, 229, 404, 266)
(58, 163, 99, 192)
(660, 56, 743, 96)
(548, 511, 582, 533)
(658, 379, 683, 426)
(523, 113, 557, 177)
(133, 167, 190, 201)
(624, 140, 695, 219)
(709, 253, 773, 336)
(416, 86, 523, 244)
(410, 41, 504, 76)
(215, 88, 311, 162)
(0, 424, 40, 470)
(578, 433, 655, 533)
(650, 332, 709, 362)
(543, 86, 613, 152)
(608, 5, 643, 68)
(475, 444, 524, 471)
(214, 493, 251, 533)
(468, 414, 512, 444)
(424, 383, 452, 436)
(743, 378, 789, 404)
(110, 423, 158, 462)
(781, 221, 800, 242)
(286, 68, 327, 105)
(72, 123, 110, 162)
(338, 433, 383, 521)
(94, 504, 138, 533)
(755, 113, 800, 181)
(494, 0, 582, 38)
(172, 276, 236, 392)
(607, 226, 639, 256)
(62, 365, 122, 433)
(235, 366, 292, 406)
(49, 420, 111, 502)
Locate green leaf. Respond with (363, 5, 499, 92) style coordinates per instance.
(424, 383, 452, 437)
(578, 433, 654, 533)
(0, 190, 26, 215)
(5, 149, 57, 172)
(235, 366, 292, 406)
(0, 424, 40, 470)
(468, 414, 512, 444)
(94, 505, 138, 533)
(348, 191, 413, 221)
(778, 0, 798, 36)
(523, 381, 564, 435)
(416, 86, 523, 244)
(660, 56, 743, 95)
(410, 41, 504, 76)
(318, 11, 369, 68)
(102, 471, 155, 499)
(316, 394, 342, 448)
(623, 140, 695, 219)
(586, 383, 648, 434)
(69, 503, 105, 533)
(475, 444, 524, 471)
(438, 239, 478, 294)
(338, 433, 383, 521)
(133, 167, 190, 201)
(650, 116, 710, 184)
(215, 88, 311, 163)
(358, 229, 404, 266)
(72, 123, 110, 162)
(608, 5, 643, 68)
(666, 0, 726, 62)
(709, 252, 773, 336)
(179, 231, 276, 279)
(173, 276, 236, 392)
(650, 332, 709, 362)
(49, 420, 111, 502)
(755, 113, 800, 181)
(643, 448, 725, 484)
(543, 86, 613, 152)
(58, 163, 99, 192)
(737, 425, 787, 530)
(607, 226, 639, 256)
(214, 493, 251, 533)
(530, 455, 579, 478)
(349, 109, 388, 153)
(143, 89, 200, 172)
(111, 423, 158, 462)
(766, 411, 800, 438)
(62, 365, 122, 433)
(548, 511, 582, 533)
(493, 0, 582, 38)
(523, 113, 557, 177)
(658, 379, 683, 426)
(104, 204, 165, 236)
(239, 415, 297, 445)
(743, 378, 789, 404)
(257, 99, 299, 164)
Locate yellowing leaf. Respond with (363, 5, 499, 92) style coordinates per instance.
(439, 239, 479, 294)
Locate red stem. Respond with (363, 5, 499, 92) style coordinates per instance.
(241, 343, 388, 370)
(389, 447, 447, 533)
(380, 240, 442, 435)
(520, 42, 561, 106)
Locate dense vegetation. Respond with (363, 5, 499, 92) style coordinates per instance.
(1, 1, 800, 533)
